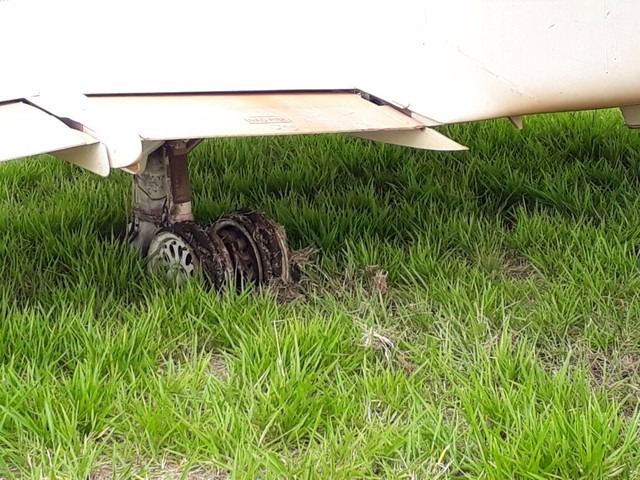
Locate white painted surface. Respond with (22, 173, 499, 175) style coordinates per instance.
(0, 102, 99, 162)
(2, 0, 640, 161)
(7, 92, 446, 172)
(0, 0, 39, 101)
(402, 0, 640, 123)
(28, 93, 143, 169)
(85, 93, 423, 141)
(8, 0, 635, 123)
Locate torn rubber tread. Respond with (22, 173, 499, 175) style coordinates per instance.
(210, 214, 264, 289)
(209, 209, 290, 287)
(240, 209, 290, 284)
(155, 222, 233, 290)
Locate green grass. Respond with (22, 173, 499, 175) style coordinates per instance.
(1, 110, 640, 479)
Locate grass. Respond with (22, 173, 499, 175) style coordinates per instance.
(1, 109, 640, 478)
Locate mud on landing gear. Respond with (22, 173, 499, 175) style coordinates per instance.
(128, 141, 293, 290)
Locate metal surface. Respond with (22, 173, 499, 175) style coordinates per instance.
(3, 1, 638, 170)
(622, 106, 640, 129)
(212, 217, 264, 289)
(404, 0, 640, 123)
(26, 93, 142, 170)
(128, 136, 293, 290)
(129, 146, 195, 254)
(166, 145, 194, 223)
(7, 92, 452, 174)
(209, 210, 292, 289)
(0, 101, 101, 165)
(5, 0, 638, 124)
(508, 117, 524, 130)
(146, 212, 292, 291)
(86, 92, 424, 141)
(147, 230, 200, 284)
(147, 222, 234, 290)
(351, 128, 467, 151)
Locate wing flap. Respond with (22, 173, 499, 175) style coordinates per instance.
(352, 128, 468, 151)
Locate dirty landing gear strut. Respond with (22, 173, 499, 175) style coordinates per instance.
(128, 141, 291, 290)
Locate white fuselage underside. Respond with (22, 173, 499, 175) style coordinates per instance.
(2, 0, 640, 124)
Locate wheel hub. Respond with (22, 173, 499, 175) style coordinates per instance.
(147, 231, 198, 284)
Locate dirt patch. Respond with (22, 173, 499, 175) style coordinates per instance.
(361, 326, 416, 374)
(91, 461, 227, 480)
(475, 251, 540, 283)
(269, 276, 307, 303)
(158, 353, 230, 382)
(289, 258, 395, 305)
(619, 352, 640, 378)
(582, 349, 640, 416)
(207, 354, 230, 381)
(585, 350, 640, 384)
(365, 266, 391, 296)
(288, 246, 318, 273)
(586, 351, 608, 384)
(502, 253, 538, 281)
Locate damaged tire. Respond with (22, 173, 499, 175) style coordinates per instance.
(146, 211, 292, 291)
(147, 222, 233, 290)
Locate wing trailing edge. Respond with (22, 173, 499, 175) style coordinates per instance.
(1, 91, 466, 175)
(0, 101, 109, 175)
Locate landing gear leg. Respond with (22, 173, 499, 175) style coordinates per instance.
(129, 141, 196, 255)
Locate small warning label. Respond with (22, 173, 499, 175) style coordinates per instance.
(245, 116, 292, 125)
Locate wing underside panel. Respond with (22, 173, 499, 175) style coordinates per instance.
(86, 92, 424, 141)
(0, 101, 98, 163)
(1, 91, 465, 175)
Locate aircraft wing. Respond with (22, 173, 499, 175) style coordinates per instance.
(2, 0, 640, 177)
(0, 101, 101, 165)
(0, 91, 465, 176)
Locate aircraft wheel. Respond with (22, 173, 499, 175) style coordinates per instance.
(209, 209, 290, 289)
(147, 222, 233, 290)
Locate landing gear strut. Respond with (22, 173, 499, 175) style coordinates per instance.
(128, 141, 292, 290)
